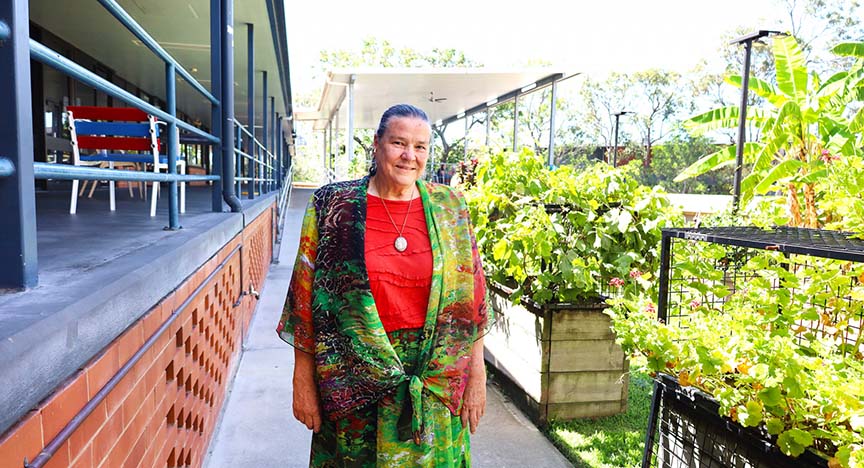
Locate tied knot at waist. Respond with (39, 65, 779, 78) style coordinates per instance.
(397, 375, 425, 444)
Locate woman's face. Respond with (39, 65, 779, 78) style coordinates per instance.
(373, 116, 430, 190)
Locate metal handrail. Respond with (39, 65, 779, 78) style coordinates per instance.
(232, 148, 274, 169)
(95, 0, 217, 105)
(233, 119, 276, 160)
(33, 163, 219, 183)
(24, 245, 241, 468)
(0, 157, 14, 177)
(30, 41, 217, 144)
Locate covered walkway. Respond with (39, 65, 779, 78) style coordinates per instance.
(203, 188, 573, 467)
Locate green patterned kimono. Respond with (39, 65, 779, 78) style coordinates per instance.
(277, 177, 490, 467)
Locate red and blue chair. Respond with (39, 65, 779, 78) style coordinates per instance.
(67, 106, 186, 216)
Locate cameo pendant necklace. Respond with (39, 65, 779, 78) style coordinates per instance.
(374, 179, 415, 252)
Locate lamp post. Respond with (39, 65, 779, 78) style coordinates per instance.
(730, 30, 783, 212)
(612, 111, 632, 167)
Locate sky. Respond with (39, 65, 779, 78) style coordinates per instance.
(286, 0, 789, 99)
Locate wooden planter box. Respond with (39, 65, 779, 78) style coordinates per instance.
(484, 282, 629, 424)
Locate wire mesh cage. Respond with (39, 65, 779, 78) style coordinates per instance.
(641, 226, 864, 468)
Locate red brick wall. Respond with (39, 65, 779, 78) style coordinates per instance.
(0, 205, 274, 468)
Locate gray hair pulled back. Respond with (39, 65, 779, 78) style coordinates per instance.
(369, 104, 431, 176)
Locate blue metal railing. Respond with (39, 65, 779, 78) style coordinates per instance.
(28, 0, 224, 229)
(96, 0, 217, 105)
(0, 157, 14, 177)
(33, 163, 219, 183)
(233, 119, 277, 199)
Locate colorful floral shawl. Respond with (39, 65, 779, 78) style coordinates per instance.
(277, 177, 489, 441)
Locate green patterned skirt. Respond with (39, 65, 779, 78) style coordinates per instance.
(309, 328, 470, 467)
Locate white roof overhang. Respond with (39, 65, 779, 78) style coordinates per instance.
(296, 69, 566, 131)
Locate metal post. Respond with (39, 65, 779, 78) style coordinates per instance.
(220, 0, 241, 212)
(275, 113, 281, 188)
(347, 74, 355, 162)
(246, 24, 255, 199)
(657, 233, 672, 322)
(166, 62, 180, 229)
(485, 109, 491, 147)
(733, 40, 753, 213)
(260, 71, 268, 197)
(463, 115, 469, 159)
(210, 0, 224, 212)
(0, 0, 38, 288)
(512, 94, 519, 152)
(613, 113, 620, 167)
(270, 95, 275, 191)
(548, 80, 557, 168)
(641, 379, 664, 468)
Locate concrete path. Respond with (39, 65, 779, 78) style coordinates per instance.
(204, 188, 572, 468)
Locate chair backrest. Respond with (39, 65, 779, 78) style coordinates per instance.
(67, 106, 160, 164)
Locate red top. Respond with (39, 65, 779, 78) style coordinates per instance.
(365, 193, 433, 332)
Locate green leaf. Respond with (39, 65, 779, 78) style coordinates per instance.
(755, 160, 803, 194)
(674, 146, 736, 182)
(832, 42, 864, 58)
(492, 239, 509, 261)
(727, 75, 786, 107)
(766, 418, 785, 435)
(850, 106, 864, 133)
(758, 386, 783, 407)
(774, 35, 808, 103)
(739, 400, 764, 427)
(777, 428, 813, 457)
(683, 106, 740, 133)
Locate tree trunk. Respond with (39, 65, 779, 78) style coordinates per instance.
(803, 183, 818, 228)
(787, 182, 803, 227)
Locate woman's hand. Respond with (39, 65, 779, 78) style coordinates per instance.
(293, 348, 322, 433)
(461, 337, 487, 434)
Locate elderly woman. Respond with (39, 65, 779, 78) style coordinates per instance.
(277, 104, 491, 467)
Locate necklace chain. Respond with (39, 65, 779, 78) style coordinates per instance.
(373, 179, 415, 252)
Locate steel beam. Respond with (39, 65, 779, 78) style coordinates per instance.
(0, 0, 37, 288)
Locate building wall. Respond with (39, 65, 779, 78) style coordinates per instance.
(0, 204, 274, 468)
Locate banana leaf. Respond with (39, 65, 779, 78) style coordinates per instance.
(774, 35, 809, 104)
(850, 107, 864, 133)
(832, 42, 864, 58)
(755, 160, 804, 194)
(674, 143, 757, 182)
(727, 75, 786, 107)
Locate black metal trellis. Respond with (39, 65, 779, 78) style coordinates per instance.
(642, 226, 864, 468)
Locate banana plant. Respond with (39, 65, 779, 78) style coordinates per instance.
(676, 36, 864, 227)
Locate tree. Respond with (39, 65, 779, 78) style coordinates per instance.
(677, 36, 863, 227)
(628, 70, 685, 167)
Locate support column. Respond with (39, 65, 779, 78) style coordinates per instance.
(276, 113, 281, 188)
(463, 115, 469, 159)
(246, 23, 255, 199)
(512, 94, 519, 152)
(259, 71, 268, 198)
(220, 0, 241, 212)
(485, 109, 491, 147)
(548, 80, 558, 167)
(270, 96, 275, 191)
(166, 62, 180, 229)
(347, 74, 355, 162)
(0, 0, 38, 288)
(209, 0, 223, 212)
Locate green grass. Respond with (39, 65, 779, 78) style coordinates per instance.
(545, 368, 654, 468)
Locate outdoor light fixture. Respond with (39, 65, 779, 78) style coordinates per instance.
(612, 111, 632, 167)
(730, 29, 785, 212)
(457, 112, 466, 119)
(520, 82, 537, 93)
(486, 98, 498, 107)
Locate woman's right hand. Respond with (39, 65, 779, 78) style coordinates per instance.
(293, 348, 322, 433)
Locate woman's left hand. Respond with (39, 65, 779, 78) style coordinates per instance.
(461, 337, 487, 434)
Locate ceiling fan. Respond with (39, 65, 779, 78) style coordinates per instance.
(428, 91, 447, 103)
